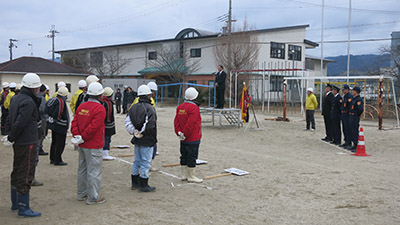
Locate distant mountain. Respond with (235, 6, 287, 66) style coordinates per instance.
(326, 54, 391, 76)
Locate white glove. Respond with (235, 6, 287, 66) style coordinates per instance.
(134, 130, 143, 139)
(71, 135, 84, 145)
(178, 131, 186, 141)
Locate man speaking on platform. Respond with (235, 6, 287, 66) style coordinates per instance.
(215, 65, 226, 109)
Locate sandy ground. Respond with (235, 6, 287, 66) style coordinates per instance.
(0, 107, 399, 225)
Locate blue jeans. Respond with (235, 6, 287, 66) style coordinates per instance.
(131, 145, 153, 179)
(103, 136, 111, 150)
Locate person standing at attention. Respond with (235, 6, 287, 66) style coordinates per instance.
(71, 82, 106, 205)
(215, 65, 226, 109)
(305, 88, 318, 131)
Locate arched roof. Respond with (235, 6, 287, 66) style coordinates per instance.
(175, 28, 217, 39)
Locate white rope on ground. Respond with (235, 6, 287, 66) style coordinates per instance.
(113, 156, 181, 180)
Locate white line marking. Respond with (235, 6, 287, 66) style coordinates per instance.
(159, 171, 181, 180)
(114, 157, 133, 165)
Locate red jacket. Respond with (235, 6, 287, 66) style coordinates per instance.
(174, 101, 202, 142)
(71, 99, 106, 149)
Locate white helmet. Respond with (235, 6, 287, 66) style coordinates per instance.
(9, 82, 17, 89)
(87, 82, 104, 96)
(57, 81, 66, 88)
(16, 83, 22, 90)
(103, 87, 114, 97)
(137, 85, 152, 96)
(147, 81, 158, 91)
(22, 73, 42, 88)
(86, 75, 100, 85)
(78, 80, 87, 88)
(307, 88, 313, 92)
(45, 84, 50, 91)
(58, 86, 69, 97)
(185, 87, 199, 100)
(2, 82, 9, 88)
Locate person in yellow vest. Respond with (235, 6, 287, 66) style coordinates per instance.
(1, 82, 10, 135)
(70, 80, 87, 114)
(305, 87, 318, 131)
(44, 84, 50, 102)
(52, 81, 66, 98)
(4, 82, 17, 110)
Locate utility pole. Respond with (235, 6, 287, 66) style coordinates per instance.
(346, 0, 352, 85)
(227, 0, 232, 108)
(319, 0, 325, 111)
(9, 39, 18, 61)
(47, 25, 59, 61)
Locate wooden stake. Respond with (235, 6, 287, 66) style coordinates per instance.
(203, 173, 232, 180)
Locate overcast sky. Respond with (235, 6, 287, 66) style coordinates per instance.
(1, 0, 400, 63)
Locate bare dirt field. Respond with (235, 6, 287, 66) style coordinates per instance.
(0, 107, 399, 225)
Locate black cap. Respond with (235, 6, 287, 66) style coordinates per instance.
(343, 84, 350, 90)
(353, 86, 361, 93)
(326, 83, 333, 88)
(333, 85, 340, 91)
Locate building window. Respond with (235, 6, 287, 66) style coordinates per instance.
(90, 52, 103, 67)
(288, 45, 302, 61)
(188, 80, 197, 84)
(270, 42, 285, 59)
(148, 51, 157, 60)
(305, 59, 315, 70)
(180, 42, 184, 58)
(270, 77, 283, 91)
(190, 48, 201, 58)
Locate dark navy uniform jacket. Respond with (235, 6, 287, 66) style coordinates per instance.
(330, 93, 342, 119)
(340, 92, 352, 114)
(349, 95, 364, 116)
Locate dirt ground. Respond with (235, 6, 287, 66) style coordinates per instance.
(0, 107, 399, 225)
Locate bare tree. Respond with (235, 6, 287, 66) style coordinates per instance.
(379, 44, 400, 77)
(213, 18, 259, 72)
(147, 45, 201, 83)
(62, 51, 131, 77)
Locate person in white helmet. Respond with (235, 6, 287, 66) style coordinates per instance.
(125, 85, 157, 192)
(37, 84, 49, 156)
(305, 87, 318, 131)
(8, 73, 42, 217)
(3, 82, 17, 110)
(174, 87, 203, 183)
(71, 82, 106, 205)
(47, 86, 70, 166)
(70, 80, 87, 114)
(101, 87, 116, 161)
(0, 82, 10, 135)
(52, 81, 66, 98)
(75, 75, 99, 112)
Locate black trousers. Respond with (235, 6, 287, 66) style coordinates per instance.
(306, 110, 315, 129)
(216, 87, 225, 109)
(323, 114, 333, 140)
(349, 115, 360, 146)
(116, 101, 121, 113)
(11, 144, 37, 195)
(332, 117, 342, 144)
(180, 142, 199, 168)
(50, 131, 67, 164)
(1, 108, 8, 135)
(341, 113, 351, 144)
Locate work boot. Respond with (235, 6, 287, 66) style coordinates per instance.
(38, 148, 48, 156)
(102, 150, 114, 161)
(31, 179, 43, 187)
(138, 177, 156, 192)
(17, 193, 41, 218)
(339, 142, 350, 148)
(11, 186, 18, 211)
(187, 167, 203, 183)
(180, 166, 188, 181)
(131, 175, 139, 190)
(350, 145, 357, 152)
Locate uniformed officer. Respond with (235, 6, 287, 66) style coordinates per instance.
(346, 86, 363, 152)
(339, 85, 352, 148)
(330, 85, 342, 145)
(322, 84, 335, 142)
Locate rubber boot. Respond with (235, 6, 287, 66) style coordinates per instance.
(131, 175, 139, 190)
(17, 193, 41, 218)
(102, 150, 114, 161)
(31, 178, 43, 187)
(180, 166, 188, 181)
(11, 186, 18, 211)
(187, 167, 203, 183)
(138, 177, 156, 192)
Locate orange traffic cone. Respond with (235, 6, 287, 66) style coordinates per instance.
(352, 127, 370, 157)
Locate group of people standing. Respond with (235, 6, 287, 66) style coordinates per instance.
(321, 84, 364, 152)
